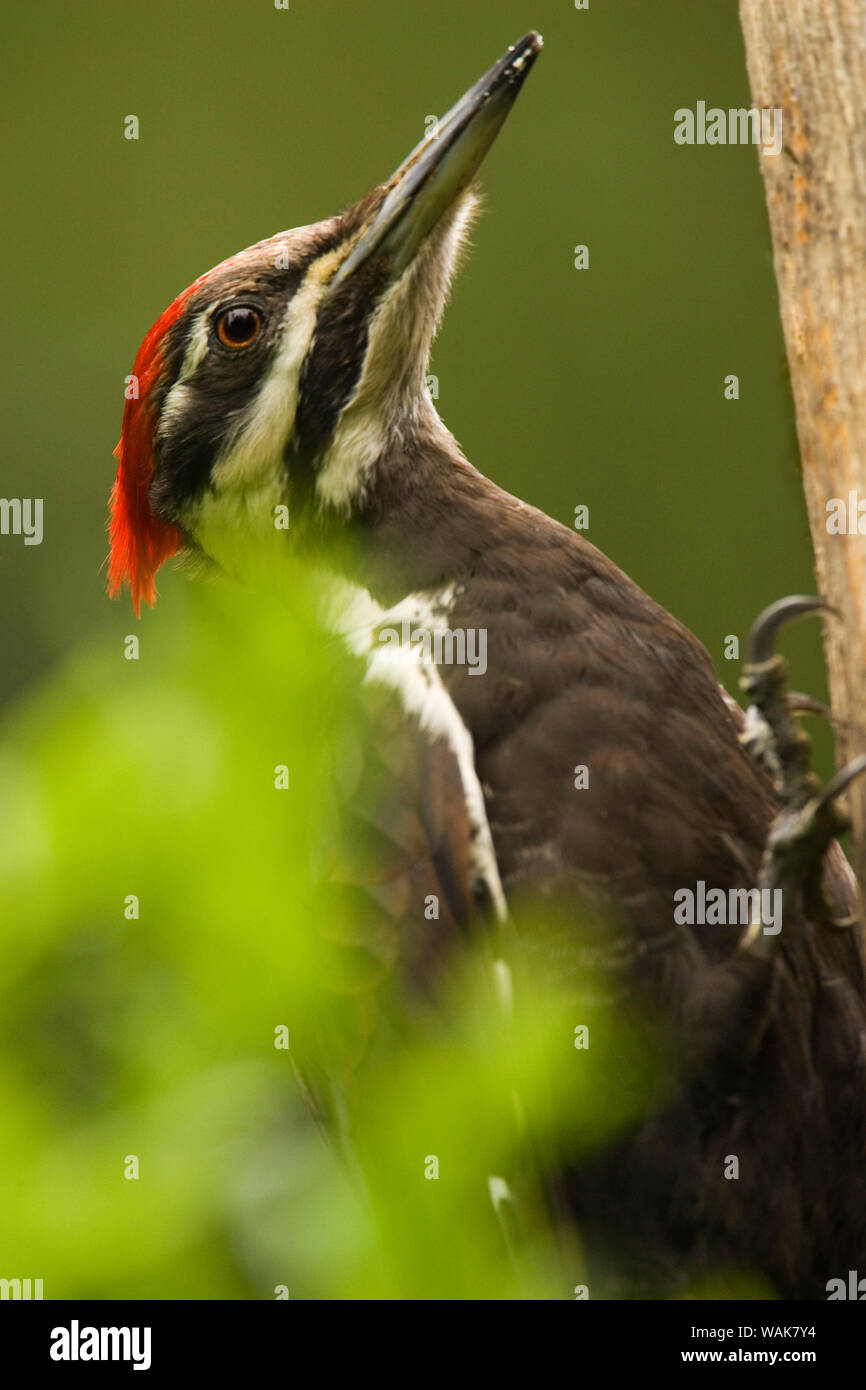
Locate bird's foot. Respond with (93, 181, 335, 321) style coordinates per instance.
(738, 596, 866, 949)
(739, 595, 831, 809)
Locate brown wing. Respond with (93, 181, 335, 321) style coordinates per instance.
(291, 671, 491, 1147)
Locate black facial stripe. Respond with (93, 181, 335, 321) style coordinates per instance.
(146, 205, 388, 523)
(148, 258, 317, 521)
(149, 302, 280, 521)
(293, 252, 391, 465)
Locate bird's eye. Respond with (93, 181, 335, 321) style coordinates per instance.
(215, 305, 263, 348)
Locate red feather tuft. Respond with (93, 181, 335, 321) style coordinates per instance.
(108, 272, 212, 616)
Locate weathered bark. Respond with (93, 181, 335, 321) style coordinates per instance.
(740, 1, 866, 894)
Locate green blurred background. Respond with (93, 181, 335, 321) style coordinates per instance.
(0, 0, 818, 1298)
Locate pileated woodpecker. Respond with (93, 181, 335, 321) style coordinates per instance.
(109, 34, 866, 1298)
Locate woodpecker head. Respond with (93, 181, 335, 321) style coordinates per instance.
(108, 33, 542, 613)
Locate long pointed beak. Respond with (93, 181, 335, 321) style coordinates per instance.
(330, 31, 542, 290)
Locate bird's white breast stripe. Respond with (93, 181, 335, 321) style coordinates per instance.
(330, 582, 507, 922)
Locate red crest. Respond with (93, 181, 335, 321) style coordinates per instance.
(108, 275, 209, 615)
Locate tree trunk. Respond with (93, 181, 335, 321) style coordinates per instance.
(740, 0, 866, 894)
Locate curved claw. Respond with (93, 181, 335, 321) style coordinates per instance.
(813, 754, 866, 815)
(746, 595, 835, 665)
(787, 692, 832, 720)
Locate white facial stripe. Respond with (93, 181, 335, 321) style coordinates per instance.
(211, 248, 345, 494)
(176, 307, 213, 383)
(313, 408, 387, 517)
(316, 191, 479, 513)
(156, 304, 216, 441)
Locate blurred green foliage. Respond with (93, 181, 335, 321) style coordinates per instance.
(0, 576, 673, 1298)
